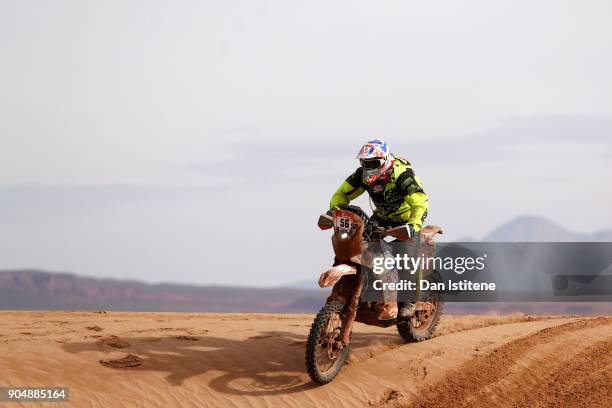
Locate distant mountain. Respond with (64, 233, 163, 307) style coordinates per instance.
(483, 215, 612, 242)
(0, 269, 326, 313)
(1, 215, 610, 314)
(1, 269, 610, 314)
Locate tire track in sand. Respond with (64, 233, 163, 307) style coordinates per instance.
(401, 317, 612, 408)
(512, 338, 612, 407)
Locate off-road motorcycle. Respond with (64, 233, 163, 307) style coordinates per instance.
(306, 205, 444, 384)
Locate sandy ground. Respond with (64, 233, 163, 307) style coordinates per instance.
(0, 311, 610, 408)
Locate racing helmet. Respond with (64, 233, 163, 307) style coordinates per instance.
(356, 139, 394, 185)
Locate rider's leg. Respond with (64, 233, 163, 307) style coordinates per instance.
(396, 234, 421, 318)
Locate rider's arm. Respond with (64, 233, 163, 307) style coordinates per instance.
(396, 169, 429, 231)
(329, 169, 366, 210)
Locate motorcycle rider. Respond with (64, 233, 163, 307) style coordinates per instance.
(329, 139, 429, 318)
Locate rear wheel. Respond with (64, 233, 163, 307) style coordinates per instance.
(305, 301, 350, 384)
(397, 272, 444, 342)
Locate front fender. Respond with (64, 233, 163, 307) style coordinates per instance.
(318, 264, 358, 288)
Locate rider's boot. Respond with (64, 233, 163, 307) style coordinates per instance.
(398, 302, 416, 319)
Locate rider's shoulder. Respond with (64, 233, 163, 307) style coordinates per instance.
(393, 156, 415, 179)
(393, 156, 412, 167)
(346, 167, 366, 187)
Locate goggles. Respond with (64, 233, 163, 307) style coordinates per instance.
(360, 158, 385, 170)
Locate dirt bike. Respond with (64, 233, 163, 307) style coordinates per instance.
(306, 205, 444, 384)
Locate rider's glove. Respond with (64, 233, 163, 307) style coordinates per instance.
(407, 224, 416, 238)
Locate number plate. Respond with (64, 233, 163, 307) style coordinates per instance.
(333, 210, 360, 233)
(335, 217, 349, 231)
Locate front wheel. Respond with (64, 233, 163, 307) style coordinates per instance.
(305, 301, 350, 384)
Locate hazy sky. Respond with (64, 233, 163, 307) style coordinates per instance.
(1, 1, 611, 286)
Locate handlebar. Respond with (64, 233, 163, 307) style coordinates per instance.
(318, 211, 443, 240)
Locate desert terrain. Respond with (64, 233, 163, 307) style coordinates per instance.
(0, 311, 610, 407)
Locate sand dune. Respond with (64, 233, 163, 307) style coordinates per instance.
(0, 311, 609, 407)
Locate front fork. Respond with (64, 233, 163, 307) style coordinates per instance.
(339, 269, 365, 347)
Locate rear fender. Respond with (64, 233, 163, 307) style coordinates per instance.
(318, 264, 358, 288)
(420, 225, 444, 245)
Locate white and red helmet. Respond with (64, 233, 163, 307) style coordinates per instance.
(357, 139, 394, 185)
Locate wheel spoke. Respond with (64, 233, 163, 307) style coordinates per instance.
(313, 312, 343, 374)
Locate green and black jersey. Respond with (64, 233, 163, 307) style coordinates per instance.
(329, 157, 429, 230)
